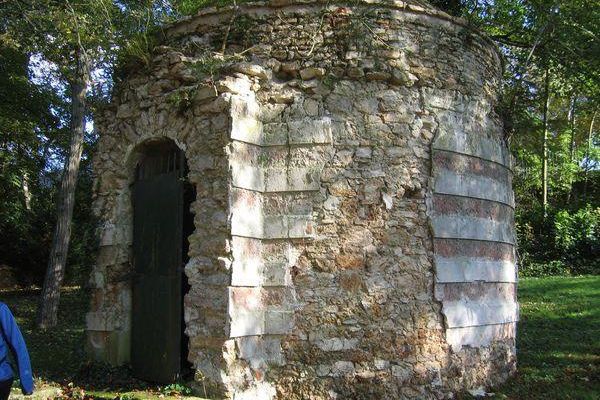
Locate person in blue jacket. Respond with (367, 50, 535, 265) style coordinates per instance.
(0, 302, 33, 398)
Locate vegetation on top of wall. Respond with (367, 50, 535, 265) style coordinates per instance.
(173, 0, 250, 15)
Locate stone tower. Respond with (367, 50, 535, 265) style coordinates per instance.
(87, 1, 518, 398)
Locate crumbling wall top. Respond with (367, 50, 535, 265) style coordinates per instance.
(163, 0, 501, 60)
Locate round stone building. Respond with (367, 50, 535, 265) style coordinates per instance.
(87, 1, 518, 398)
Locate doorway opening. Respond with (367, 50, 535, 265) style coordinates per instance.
(130, 138, 194, 383)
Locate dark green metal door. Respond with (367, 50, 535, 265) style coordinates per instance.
(132, 144, 184, 383)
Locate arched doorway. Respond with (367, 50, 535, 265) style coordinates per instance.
(131, 139, 193, 383)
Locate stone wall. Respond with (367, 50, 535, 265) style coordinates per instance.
(87, 1, 517, 399)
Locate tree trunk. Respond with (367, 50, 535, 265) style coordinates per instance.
(569, 96, 577, 162)
(583, 110, 597, 202)
(541, 68, 550, 218)
(22, 173, 32, 211)
(566, 95, 577, 203)
(36, 52, 89, 329)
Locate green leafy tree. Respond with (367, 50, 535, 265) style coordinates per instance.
(0, 40, 66, 283)
(1, 0, 172, 327)
(431, 0, 599, 273)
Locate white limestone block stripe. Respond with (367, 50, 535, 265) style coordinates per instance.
(442, 300, 519, 329)
(431, 215, 516, 244)
(433, 129, 511, 167)
(231, 207, 264, 238)
(230, 95, 264, 145)
(231, 162, 265, 192)
(231, 114, 335, 147)
(228, 287, 265, 337)
(446, 322, 517, 352)
(264, 169, 289, 192)
(235, 336, 284, 370)
(231, 257, 263, 287)
(231, 116, 264, 146)
(261, 123, 288, 146)
(435, 256, 517, 283)
(262, 215, 289, 239)
(286, 168, 321, 191)
(228, 294, 295, 337)
(229, 310, 265, 337)
(231, 260, 290, 287)
(434, 168, 515, 207)
(435, 282, 516, 303)
(230, 237, 294, 286)
(231, 214, 313, 239)
(231, 163, 322, 193)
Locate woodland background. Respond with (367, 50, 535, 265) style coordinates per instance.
(0, 0, 598, 308)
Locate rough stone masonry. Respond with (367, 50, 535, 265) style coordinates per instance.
(86, 0, 518, 398)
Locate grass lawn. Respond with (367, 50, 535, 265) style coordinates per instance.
(1, 276, 598, 399)
(488, 275, 600, 399)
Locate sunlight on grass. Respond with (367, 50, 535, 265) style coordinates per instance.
(487, 276, 600, 400)
(2, 277, 598, 399)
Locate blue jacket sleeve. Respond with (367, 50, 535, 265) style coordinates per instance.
(0, 304, 33, 395)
